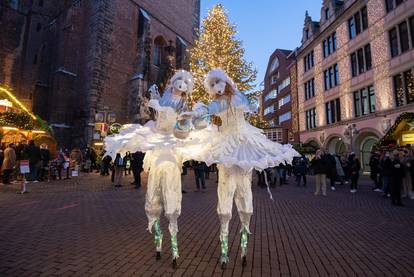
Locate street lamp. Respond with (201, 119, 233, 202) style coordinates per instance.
(344, 123, 359, 152)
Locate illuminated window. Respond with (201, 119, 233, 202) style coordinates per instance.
(393, 70, 414, 106)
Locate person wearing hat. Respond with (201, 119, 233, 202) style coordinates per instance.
(104, 70, 201, 268)
(179, 69, 299, 268)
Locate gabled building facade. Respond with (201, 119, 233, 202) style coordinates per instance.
(296, 0, 414, 172)
(261, 49, 297, 143)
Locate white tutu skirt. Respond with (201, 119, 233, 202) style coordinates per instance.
(104, 121, 210, 160)
(181, 123, 299, 171)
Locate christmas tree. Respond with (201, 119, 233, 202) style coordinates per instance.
(188, 4, 257, 103)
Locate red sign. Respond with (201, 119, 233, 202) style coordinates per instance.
(20, 160, 30, 173)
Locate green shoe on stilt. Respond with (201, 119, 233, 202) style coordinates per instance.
(171, 234, 179, 268)
(240, 227, 249, 267)
(154, 219, 163, 260)
(220, 235, 229, 269)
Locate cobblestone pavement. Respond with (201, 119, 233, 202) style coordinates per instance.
(0, 171, 414, 277)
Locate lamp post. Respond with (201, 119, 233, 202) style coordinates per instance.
(344, 123, 359, 152)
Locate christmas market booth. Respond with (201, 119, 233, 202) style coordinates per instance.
(0, 87, 57, 154)
(376, 112, 414, 148)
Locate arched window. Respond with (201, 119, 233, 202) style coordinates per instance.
(153, 36, 166, 67)
(270, 57, 279, 72)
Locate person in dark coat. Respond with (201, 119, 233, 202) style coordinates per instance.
(293, 155, 308, 186)
(310, 150, 328, 196)
(101, 154, 112, 176)
(25, 140, 41, 182)
(192, 160, 207, 191)
(369, 151, 381, 191)
(131, 151, 145, 189)
(349, 153, 361, 193)
(324, 153, 337, 191)
(112, 153, 125, 187)
(255, 169, 265, 187)
(380, 151, 392, 197)
(39, 144, 51, 181)
(389, 150, 404, 206)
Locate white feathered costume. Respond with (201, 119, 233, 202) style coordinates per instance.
(104, 70, 200, 264)
(180, 69, 299, 266)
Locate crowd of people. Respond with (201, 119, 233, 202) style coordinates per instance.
(2, 140, 413, 207)
(0, 141, 101, 184)
(256, 146, 413, 207)
(0, 140, 211, 192)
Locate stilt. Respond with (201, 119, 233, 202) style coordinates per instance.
(220, 235, 229, 269)
(154, 218, 162, 260)
(171, 234, 179, 268)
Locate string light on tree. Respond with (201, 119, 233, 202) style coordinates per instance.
(188, 4, 257, 103)
(188, 5, 269, 128)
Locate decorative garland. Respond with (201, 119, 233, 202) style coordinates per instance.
(375, 112, 414, 149)
(0, 110, 50, 131)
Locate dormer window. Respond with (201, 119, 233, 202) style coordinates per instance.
(270, 57, 279, 72)
(305, 29, 309, 40)
(325, 8, 331, 20)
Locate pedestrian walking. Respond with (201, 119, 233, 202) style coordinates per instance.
(113, 153, 125, 187)
(334, 155, 345, 186)
(325, 153, 337, 191)
(101, 153, 112, 176)
(70, 147, 83, 173)
(131, 151, 145, 189)
(124, 152, 132, 176)
(0, 148, 4, 174)
(401, 148, 413, 198)
(192, 161, 207, 191)
(369, 151, 381, 191)
(1, 143, 16, 184)
(349, 153, 360, 193)
(256, 170, 265, 187)
(311, 149, 328, 196)
(39, 144, 51, 181)
(389, 150, 404, 206)
(293, 155, 308, 186)
(25, 140, 41, 182)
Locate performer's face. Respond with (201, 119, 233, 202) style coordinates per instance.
(173, 79, 188, 93)
(210, 78, 226, 96)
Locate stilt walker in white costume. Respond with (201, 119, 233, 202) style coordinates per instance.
(104, 70, 196, 268)
(180, 69, 299, 268)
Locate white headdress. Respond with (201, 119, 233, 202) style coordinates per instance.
(169, 70, 194, 96)
(204, 69, 238, 97)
